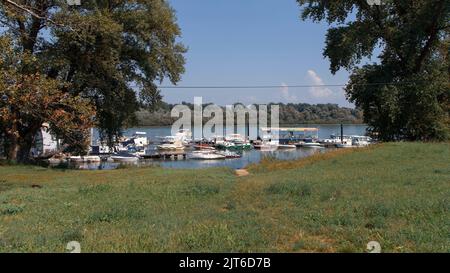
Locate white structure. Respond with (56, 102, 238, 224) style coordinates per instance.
(131, 132, 149, 148)
(31, 123, 61, 157)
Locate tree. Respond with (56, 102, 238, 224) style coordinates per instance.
(0, 0, 186, 161)
(297, 0, 450, 140)
(0, 36, 95, 161)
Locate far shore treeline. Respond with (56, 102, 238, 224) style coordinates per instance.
(136, 102, 364, 126)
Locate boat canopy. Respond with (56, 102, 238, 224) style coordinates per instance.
(260, 127, 319, 132)
(260, 127, 319, 142)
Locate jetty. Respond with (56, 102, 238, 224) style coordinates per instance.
(141, 150, 187, 160)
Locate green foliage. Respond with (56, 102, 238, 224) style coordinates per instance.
(0, 36, 96, 159)
(297, 0, 450, 140)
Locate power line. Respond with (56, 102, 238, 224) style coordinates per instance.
(157, 82, 420, 89)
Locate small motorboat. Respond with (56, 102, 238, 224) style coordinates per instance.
(276, 144, 297, 149)
(300, 142, 323, 148)
(110, 152, 140, 163)
(218, 151, 242, 158)
(216, 141, 252, 151)
(188, 151, 226, 160)
(47, 155, 68, 165)
(351, 136, 373, 147)
(298, 138, 323, 148)
(110, 156, 139, 163)
(335, 142, 353, 148)
(254, 140, 295, 150)
(157, 136, 185, 150)
(68, 156, 101, 163)
(194, 144, 216, 150)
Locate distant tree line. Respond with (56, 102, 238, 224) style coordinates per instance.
(135, 102, 364, 126)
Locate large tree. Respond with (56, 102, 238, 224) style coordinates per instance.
(298, 0, 450, 140)
(0, 36, 96, 161)
(0, 0, 186, 161)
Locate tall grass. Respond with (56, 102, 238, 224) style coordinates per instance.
(0, 142, 448, 252)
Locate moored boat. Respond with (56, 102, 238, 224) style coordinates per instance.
(188, 150, 226, 160)
(68, 156, 101, 163)
(351, 136, 372, 147)
(193, 144, 216, 150)
(276, 144, 297, 149)
(110, 154, 140, 163)
(217, 150, 242, 158)
(157, 136, 185, 150)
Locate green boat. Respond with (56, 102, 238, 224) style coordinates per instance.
(216, 142, 253, 150)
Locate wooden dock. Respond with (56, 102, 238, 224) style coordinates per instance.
(141, 151, 187, 160)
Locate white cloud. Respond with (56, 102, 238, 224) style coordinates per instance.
(306, 70, 333, 98)
(280, 82, 297, 102)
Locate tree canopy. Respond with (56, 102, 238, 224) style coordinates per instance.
(298, 0, 450, 140)
(0, 0, 186, 161)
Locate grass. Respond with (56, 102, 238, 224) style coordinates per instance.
(0, 142, 448, 253)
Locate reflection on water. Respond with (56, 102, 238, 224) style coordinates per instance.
(62, 147, 327, 170)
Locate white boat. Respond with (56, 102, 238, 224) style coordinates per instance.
(188, 150, 226, 160)
(110, 154, 140, 163)
(335, 140, 353, 148)
(157, 144, 184, 150)
(157, 135, 185, 150)
(277, 144, 297, 149)
(47, 156, 67, 165)
(90, 143, 113, 155)
(300, 142, 323, 148)
(255, 139, 296, 150)
(212, 136, 226, 146)
(176, 129, 192, 145)
(226, 134, 246, 144)
(351, 136, 372, 147)
(157, 139, 185, 150)
(322, 135, 352, 147)
(131, 132, 149, 147)
(259, 144, 278, 151)
(68, 156, 101, 163)
(217, 150, 242, 158)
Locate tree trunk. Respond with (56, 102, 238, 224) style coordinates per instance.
(16, 139, 34, 163)
(5, 133, 19, 162)
(5, 124, 38, 163)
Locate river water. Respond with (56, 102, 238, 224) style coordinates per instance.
(83, 124, 367, 170)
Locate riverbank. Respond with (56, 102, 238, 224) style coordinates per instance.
(0, 142, 448, 252)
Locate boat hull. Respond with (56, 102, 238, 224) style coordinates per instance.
(111, 156, 139, 163)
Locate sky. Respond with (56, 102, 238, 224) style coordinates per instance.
(161, 0, 355, 107)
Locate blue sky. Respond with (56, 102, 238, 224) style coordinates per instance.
(161, 0, 354, 107)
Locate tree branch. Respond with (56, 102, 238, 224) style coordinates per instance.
(2, 0, 64, 27)
(414, 0, 447, 73)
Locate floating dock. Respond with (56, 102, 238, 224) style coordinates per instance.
(141, 151, 187, 160)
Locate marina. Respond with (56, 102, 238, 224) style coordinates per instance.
(43, 124, 371, 170)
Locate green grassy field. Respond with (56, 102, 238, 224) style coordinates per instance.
(0, 142, 449, 253)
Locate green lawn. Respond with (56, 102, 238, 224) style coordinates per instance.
(0, 142, 449, 253)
